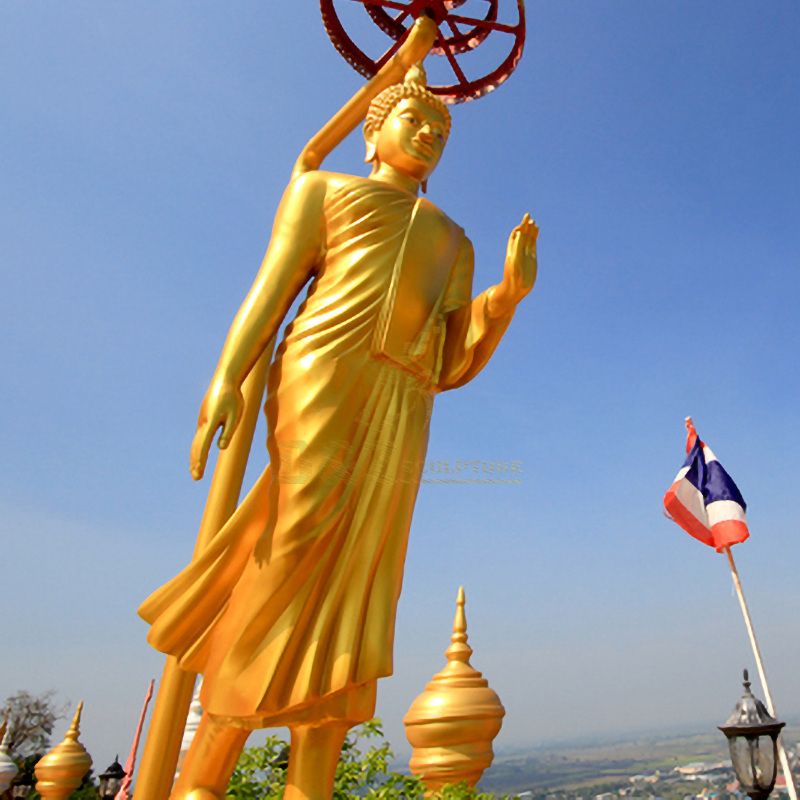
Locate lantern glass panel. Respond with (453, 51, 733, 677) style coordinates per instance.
(728, 735, 777, 793)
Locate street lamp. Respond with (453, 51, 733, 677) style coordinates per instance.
(98, 756, 126, 799)
(719, 669, 785, 800)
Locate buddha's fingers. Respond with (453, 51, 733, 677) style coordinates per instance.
(524, 216, 539, 242)
(191, 421, 218, 480)
(218, 405, 242, 450)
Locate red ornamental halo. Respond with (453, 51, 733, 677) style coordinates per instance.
(320, 0, 526, 103)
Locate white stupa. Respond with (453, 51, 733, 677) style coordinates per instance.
(176, 679, 203, 775)
(0, 722, 19, 793)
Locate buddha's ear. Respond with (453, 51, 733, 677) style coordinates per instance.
(363, 123, 378, 164)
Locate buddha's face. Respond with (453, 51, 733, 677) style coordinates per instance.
(369, 97, 448, 182)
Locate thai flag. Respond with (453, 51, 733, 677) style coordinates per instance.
(663, 417, 750, 552)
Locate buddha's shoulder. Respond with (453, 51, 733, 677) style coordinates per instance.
(288, 170, 368, 194)
(417, 196, 463, 236)
(285, 172, 374, 208)
(281, 171, 361, 215)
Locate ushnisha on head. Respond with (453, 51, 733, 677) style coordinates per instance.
(364, 64, 452, 190)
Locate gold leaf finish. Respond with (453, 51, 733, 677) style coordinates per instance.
(135, 20, 536, 795)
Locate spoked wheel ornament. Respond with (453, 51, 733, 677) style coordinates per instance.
(321, 0, 526, 103)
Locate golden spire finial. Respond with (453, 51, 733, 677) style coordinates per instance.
(445, 585, 473, 664)
(35, 702, 92, 800)
(404, 587, 505, 794)
(65, 701, 83, 742)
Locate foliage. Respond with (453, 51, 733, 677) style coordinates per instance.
(226, 734, 288, 799)
(9, 753, 41, 797)
(71, 768, 100, 798)
(227, 718, 514, 799)
(1, 690, 65, 758)
(330, 718, 423, 798)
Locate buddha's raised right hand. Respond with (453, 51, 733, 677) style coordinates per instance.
(190, 378, 244, 480)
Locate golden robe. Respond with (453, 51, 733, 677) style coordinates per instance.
(139, 175, 513, 725)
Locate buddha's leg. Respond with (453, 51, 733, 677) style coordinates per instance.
(283, 721, 350, 800)
(282, 681, 377, 800)
(170, 712, 250, 800)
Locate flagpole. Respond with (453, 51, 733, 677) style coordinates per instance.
(723, 546, 796, 800)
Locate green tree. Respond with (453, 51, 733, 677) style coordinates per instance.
(226, 734, 289, 799)
(227, 719, 514, 799)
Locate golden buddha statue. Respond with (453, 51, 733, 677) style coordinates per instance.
(138, 24, 538, 799)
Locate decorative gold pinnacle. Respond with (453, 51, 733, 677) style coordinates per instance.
(446, 585, 472, 662)
(35, 702, 93, 800)
(403, 587, 505, 793)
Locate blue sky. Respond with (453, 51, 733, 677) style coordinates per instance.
(2, 0, 799, 772)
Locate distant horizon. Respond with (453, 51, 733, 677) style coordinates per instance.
(15, 683, 799, 767)
(7, 671, 800, 770)
(491, 718, 800, 757)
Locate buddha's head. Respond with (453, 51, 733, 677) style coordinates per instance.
(364, 64, 451, 186)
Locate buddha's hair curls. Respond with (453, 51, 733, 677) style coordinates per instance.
(364, 64, 451, 139)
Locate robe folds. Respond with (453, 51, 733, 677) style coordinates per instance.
(139, 175, 514, 726)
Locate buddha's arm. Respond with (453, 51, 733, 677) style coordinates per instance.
(190, 172, 326, 478)
(436, 238, 515, 391)
(215, 173, 325, 385)
(437, 218, 538, 392)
